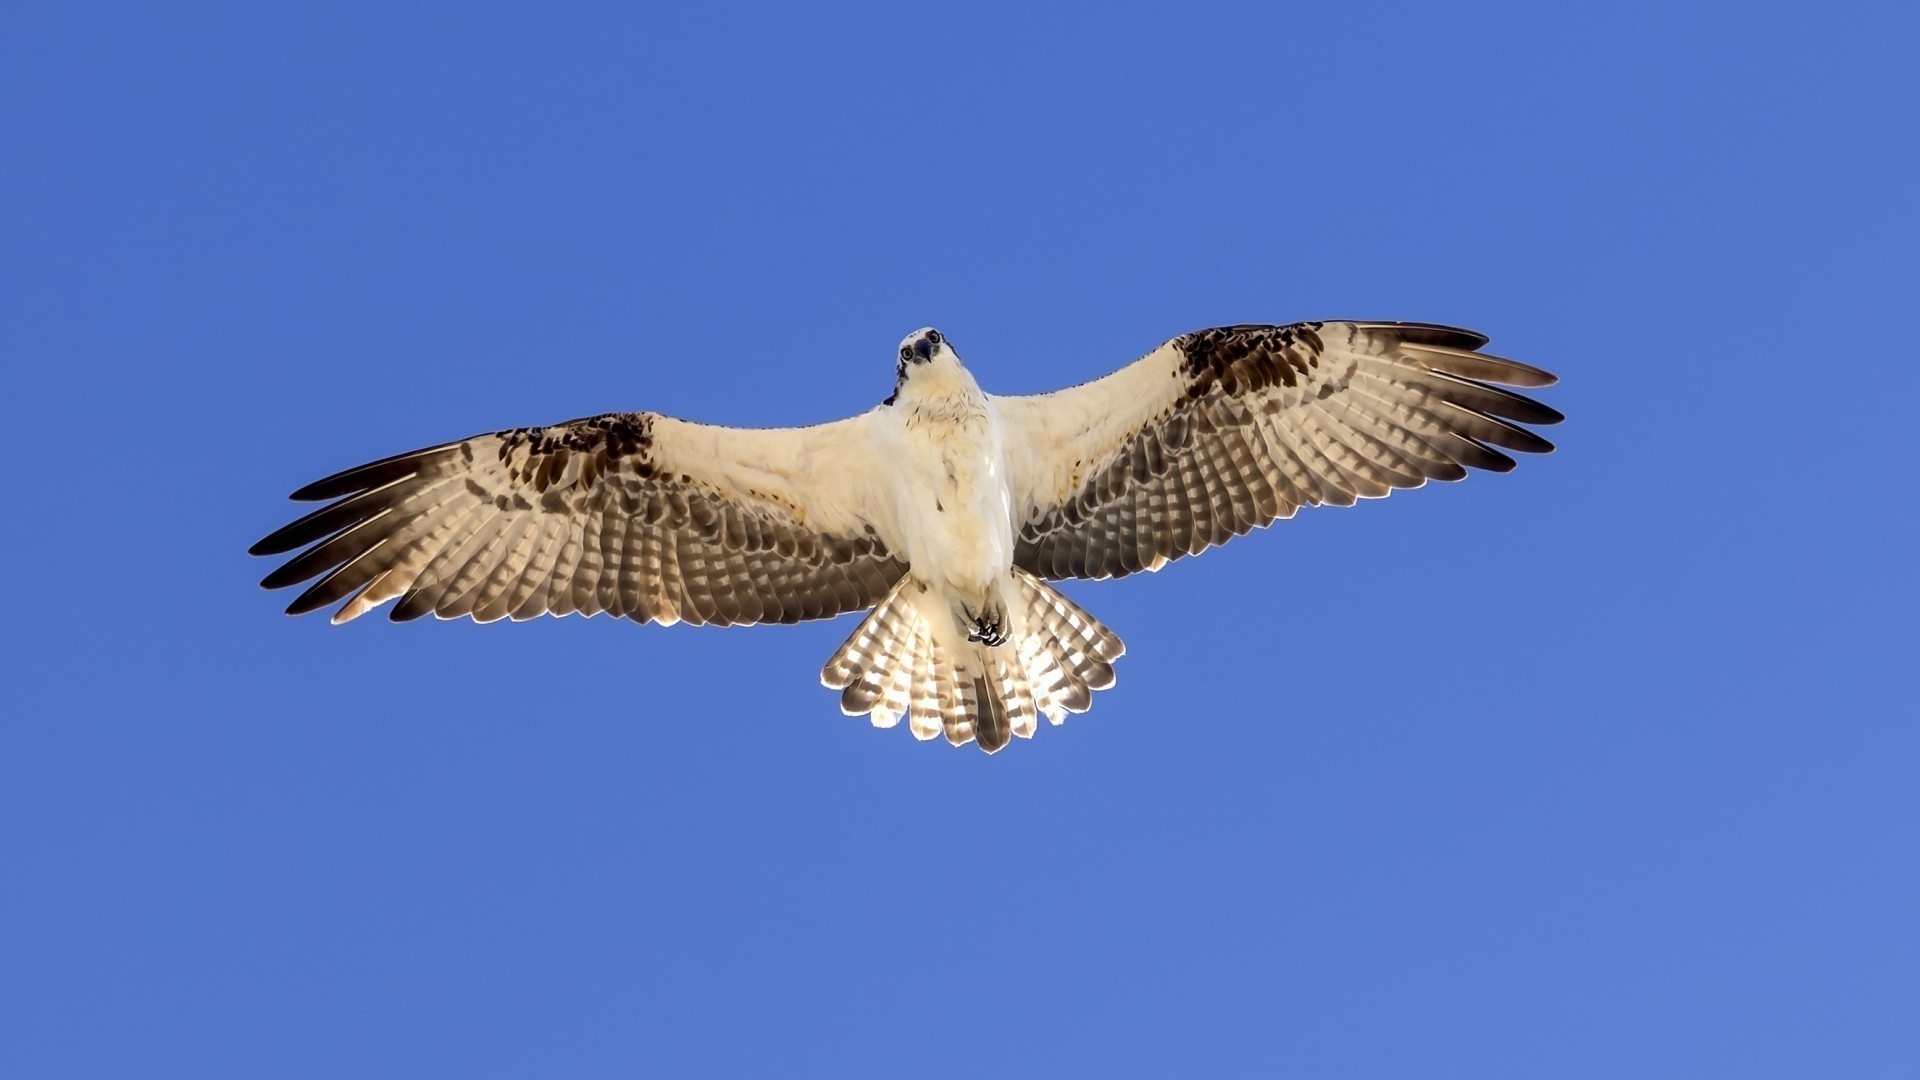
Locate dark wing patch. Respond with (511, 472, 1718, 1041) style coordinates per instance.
(1177, 323, 1326, 395)
(1011, 322, 1561, 581)
(252, 412, 905, 626)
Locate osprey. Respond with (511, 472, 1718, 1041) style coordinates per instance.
(252, 321, 1560, 753)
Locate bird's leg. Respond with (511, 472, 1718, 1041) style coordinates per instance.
(955, 589, 1010, 648)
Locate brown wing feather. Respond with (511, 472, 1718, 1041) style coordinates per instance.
(1001, 321, 1561, 581)
(251, 411, 906, 626)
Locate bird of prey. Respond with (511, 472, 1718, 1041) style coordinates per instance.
(252, 321, 1560, 753)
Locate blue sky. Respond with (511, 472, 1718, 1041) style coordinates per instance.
(4, 2, 1916, 1076)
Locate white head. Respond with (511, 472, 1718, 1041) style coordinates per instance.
(890, 327, 965, 400)
(898, 326, 952, 370)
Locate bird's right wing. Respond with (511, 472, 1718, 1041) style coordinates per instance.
(251, 410, 907, 626)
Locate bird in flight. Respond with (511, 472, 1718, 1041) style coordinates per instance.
(252, 321, 1560, 753)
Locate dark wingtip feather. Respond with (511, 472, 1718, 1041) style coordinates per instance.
(1514, 395, 1565, 426)
(288, 445, 456, 501)
(1452, 436, 1518, 473)
(284, 575, 348, 616)
(1427, 371, 1565, 427)
(259, 553, 326, 588)
(1464, 411, 1558, 455)
(389, 588, 437, 622)
(251, 529, 314, 559)
(1352, 321, 1492, 350)
(250, 494, 382, 557)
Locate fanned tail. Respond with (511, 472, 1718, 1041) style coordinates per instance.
(820, 570, 1125, 753)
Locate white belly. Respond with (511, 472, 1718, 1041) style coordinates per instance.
(890, 397, 1014, 598)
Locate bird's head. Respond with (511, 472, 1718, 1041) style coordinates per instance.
(891, 327, 966, 402)
(897, 327, 951, 374)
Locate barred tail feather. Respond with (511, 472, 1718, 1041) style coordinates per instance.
(908, 631, 942, 742)
(1012, 568, 1123, 721)
(821, 570, 1126, 754)
(820, 577, 918, 722)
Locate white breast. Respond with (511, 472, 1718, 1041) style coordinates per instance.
(883, 384, 1014, 597)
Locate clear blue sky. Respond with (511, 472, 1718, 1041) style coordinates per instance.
(4, 2, 1915, 1076)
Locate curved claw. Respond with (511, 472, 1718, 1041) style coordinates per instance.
(962, 595, 1009, 647)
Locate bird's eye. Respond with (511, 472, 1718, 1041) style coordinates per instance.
(900, 347, 913, 363)
(926, 330, 942, 346)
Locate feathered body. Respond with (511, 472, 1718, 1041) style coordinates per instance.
(830, 337, 1119, 749)
(882, 345, 1012, 625)
(252, 320, 1560, 753)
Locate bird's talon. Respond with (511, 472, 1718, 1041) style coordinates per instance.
(963, 598, 1008, 646)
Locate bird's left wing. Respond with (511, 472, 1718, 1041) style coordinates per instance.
(251, 410, 906, 626)
(996, 321, 1562, 581)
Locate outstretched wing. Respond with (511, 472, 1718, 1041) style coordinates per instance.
(996, 321, 1561, 581)
(251, 411, 906, 626)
